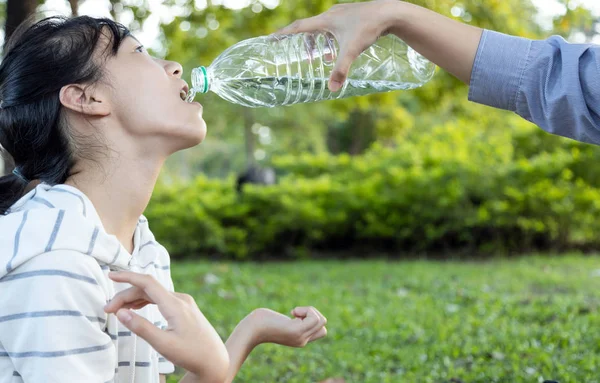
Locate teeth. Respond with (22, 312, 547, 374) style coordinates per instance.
(180, 90, 187, 101)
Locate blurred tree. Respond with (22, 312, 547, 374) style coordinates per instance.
(107, 0, 152, 34)
(69, 0, 79, 16)
(4, 0, 37, 50)
(1, 0, 40, 175)
(552, 0, 598, 42)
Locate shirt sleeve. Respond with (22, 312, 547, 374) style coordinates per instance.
(0, 250, 116, 383)
(469, 29, 600, 145)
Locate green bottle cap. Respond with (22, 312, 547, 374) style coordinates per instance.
(192, 66, 210, 94)
(200, 66, 209, 94)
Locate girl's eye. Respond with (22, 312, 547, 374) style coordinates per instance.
(135, 45, 145, 53)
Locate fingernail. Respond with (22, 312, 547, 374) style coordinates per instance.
(330, 81, 342, 92)
(117, 309, 132, 323)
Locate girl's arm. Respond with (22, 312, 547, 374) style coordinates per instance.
(104, 272, 230, 383)
(105, 273, 327, 383)
(223, 307, 327, 383)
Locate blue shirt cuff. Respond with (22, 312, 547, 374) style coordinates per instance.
(468, 30, 533, 112)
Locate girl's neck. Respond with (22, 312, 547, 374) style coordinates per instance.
(65, 155, 165, 254)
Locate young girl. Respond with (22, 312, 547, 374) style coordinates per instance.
(0, 16, 327, 383)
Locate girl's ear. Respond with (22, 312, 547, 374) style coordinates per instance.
(59, 83, 111, 116)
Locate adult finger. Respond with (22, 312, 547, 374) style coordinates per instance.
(104, 287, 148, 313)
(108, 271, 177, 312)
(117, 309, 172, 352)
(329, 44, 360, 92)
(276, 16, 327, 35)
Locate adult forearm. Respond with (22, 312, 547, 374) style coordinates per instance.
(386, 0, 483, 83)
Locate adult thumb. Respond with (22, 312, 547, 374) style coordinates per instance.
(117, 309, 169, 349)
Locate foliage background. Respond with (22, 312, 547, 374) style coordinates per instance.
(0, 0, 595, 257)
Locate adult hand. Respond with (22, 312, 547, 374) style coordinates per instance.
(277, 0, 400, 92)
(104, 271, 229, 381)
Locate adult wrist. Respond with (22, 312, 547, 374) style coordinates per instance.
(382, 0, 420, 38)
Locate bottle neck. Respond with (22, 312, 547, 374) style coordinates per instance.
(191, 66, 210, 94)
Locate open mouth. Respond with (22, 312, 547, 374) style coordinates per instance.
(180, 83, 190, 101)
(179, 83, 198, 103)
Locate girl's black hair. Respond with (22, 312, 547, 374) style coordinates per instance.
(0, 15, 130, 214)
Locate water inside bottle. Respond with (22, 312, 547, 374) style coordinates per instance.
(189, 76, 421, 107)
(236, 76, 420, 92)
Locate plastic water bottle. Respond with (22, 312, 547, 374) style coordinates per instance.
(186, 32, 436, 108)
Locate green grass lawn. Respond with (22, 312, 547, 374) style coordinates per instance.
(166, 254, 600, 383)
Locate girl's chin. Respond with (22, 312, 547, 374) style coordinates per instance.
(162, 121, 207, 151)
(186, 125, 208, 148)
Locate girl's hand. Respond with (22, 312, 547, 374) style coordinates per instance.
(277, 0, 402, 92)
(104, 271, 229, 382)
(248, 306, 327, 347)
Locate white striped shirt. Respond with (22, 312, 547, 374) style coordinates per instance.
(0, 183, 175, 382)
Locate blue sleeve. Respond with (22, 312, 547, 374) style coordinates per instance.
(468, 30, 600, 145)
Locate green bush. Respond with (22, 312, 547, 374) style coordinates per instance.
(146, 112, 600, 259)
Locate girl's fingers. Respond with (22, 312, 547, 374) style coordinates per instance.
(121, 299, 151, 311)
(293, 307, 327, 325)
(293, 307, 321, 333)
(307, 309, 327, 339)
(309, 309, 327, 335)
(108, 271, 177, 313)
(117, 309, 173, 353)
(173, 292, 197, 306)
(104, 287, 148, 313)
(308, 326, 328, 342)
(312, 307, 327, 326)
(293, 306, 328, 341)
(291, 306, 310, 318)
